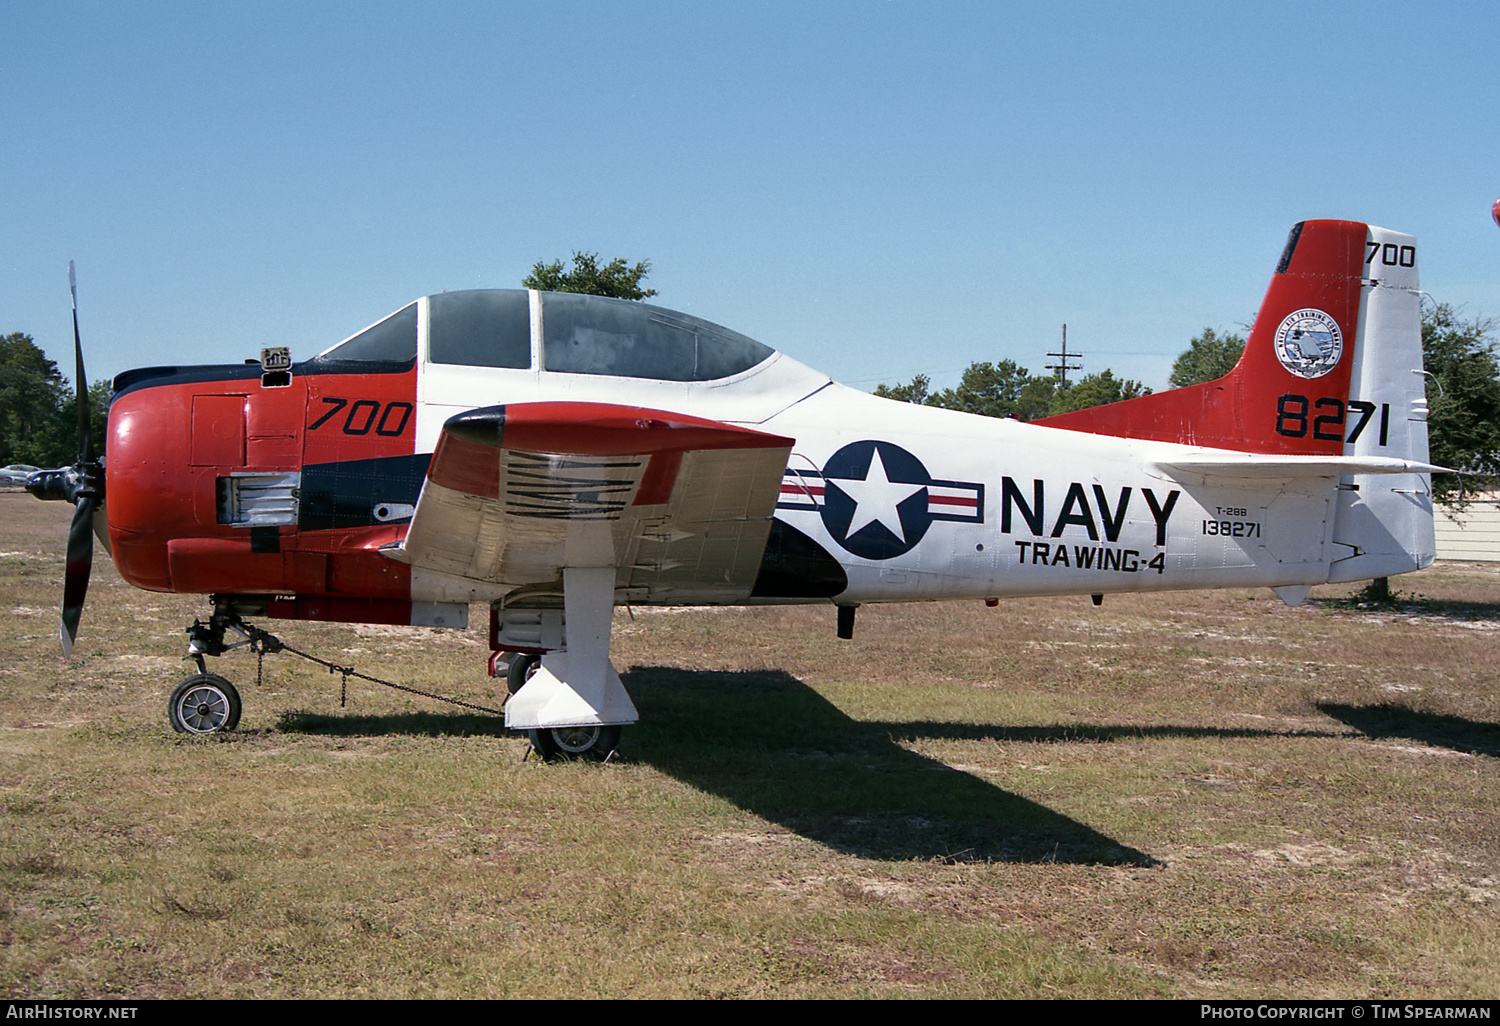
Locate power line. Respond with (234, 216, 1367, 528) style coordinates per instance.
(1044, 324, 1083, 384)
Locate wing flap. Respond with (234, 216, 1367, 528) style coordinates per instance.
(622, 446, 791, 601)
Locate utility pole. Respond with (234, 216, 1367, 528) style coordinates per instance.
(1045, 324, 1083, 385)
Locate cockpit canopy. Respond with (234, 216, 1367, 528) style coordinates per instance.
(312, 289, 776, 382)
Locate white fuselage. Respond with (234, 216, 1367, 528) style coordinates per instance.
(407, 307, 1418, 607)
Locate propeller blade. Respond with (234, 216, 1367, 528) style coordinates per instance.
(61, 493, 95, 657)
(70, 260, 93, 464)
(44, 261, 104, 656)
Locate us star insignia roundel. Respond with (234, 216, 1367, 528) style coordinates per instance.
(776, 440, 984, 559)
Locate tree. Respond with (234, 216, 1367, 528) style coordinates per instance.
(873, 358, 1146, 421)
(875, 361, 1056, 419)
(86, 378, 113, 451)
(1046, 369, 1151, 416)
(0, 334, 111, 468)
(0, 332, 71, 466)
(930, 360, 1034, 419)
(1169, 327, 1246, 388)
(523, 251, 658, 300)
(872, 373, 931, 405)
(1422, 304, 1500, 504)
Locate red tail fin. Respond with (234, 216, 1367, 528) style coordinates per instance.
(1038, 219, 1368, 455)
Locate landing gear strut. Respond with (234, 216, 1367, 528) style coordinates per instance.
(499, 569, 638, 761)
(168, 608, 270, 735)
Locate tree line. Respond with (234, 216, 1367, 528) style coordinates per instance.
(870, 329, 1239, 420)
(873, 362, 1151, 420)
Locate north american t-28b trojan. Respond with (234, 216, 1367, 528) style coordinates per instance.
(29, 220, 1441, 759)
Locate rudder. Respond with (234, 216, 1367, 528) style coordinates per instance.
(1327, 224, 1435, 579)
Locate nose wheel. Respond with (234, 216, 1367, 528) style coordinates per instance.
(167, 673, 242, 735)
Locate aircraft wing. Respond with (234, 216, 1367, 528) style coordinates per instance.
(384, 402, 794, 604)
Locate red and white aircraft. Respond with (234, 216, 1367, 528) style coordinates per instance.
(30, 220, 1440, 758)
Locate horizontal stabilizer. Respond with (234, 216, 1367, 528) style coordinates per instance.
(1155, 454, 1449, 479)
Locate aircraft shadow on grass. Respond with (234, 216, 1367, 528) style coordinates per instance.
(620, 667, 1162, 866)
(1311, 597, 1500, 621)
(277, 709, 512, 739)
(1317, 702, 1500, 759)
(278, 668, 1159, 864)
(278, 669, 1452, 866)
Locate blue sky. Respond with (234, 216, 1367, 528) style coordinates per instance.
(5, 0, 1499, 393)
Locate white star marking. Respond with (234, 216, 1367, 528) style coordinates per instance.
(828, 448, 925, 542)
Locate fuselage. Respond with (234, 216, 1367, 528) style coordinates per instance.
(104, 280, 1433, 625)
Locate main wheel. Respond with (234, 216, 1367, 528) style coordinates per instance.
(168, 673, 242, 734)
(506, 652, 541, 697)
(527, 724, 622, 762)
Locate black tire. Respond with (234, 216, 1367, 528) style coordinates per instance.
(168, 673, 242, 735)
(506, 652, 541, 697)
(527, 724, 622, 762)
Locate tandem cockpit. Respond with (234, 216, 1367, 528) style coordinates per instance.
(307, 289, 833, 444)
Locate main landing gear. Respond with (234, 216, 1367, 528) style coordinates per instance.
(492, 651, 622, 762)
(529, 723, 622, 762)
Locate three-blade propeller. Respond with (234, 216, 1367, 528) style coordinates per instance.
(25, 261, 104, 655)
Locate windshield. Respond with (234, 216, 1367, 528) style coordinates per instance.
(313, 303, 418, 365)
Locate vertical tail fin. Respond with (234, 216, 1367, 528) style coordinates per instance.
(1040, 218, 1434, 577)
(1039, 219, 1426, 463)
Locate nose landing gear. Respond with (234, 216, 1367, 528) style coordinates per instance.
(168, 603, 507, 736)
(166, 610, 266, 735)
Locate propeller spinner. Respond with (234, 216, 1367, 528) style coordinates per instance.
(25, 261, 104, 655)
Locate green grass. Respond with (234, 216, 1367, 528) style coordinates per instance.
(1, 493, 1498, 997)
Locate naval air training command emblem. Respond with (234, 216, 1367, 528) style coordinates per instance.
(1273, 308, 1344, 379)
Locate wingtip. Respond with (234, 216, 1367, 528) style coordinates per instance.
(442, 406, 506, 447)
